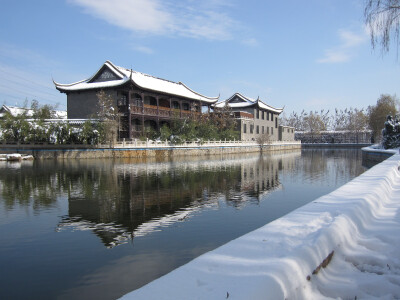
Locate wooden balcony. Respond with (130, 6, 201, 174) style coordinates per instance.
(233, 111, 254, 119)
(130, 105, 201, 118)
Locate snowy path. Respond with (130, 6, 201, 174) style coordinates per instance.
(121, 154, 400, 300)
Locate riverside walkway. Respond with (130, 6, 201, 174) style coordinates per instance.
(121, 151, 400, 299)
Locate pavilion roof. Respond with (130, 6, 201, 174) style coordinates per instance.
(54, 61, 219, 104)
(214, 93, 283, 114)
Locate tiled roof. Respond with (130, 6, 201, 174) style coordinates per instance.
(54, 61, 219, 104)
(214, 93, 283, 114)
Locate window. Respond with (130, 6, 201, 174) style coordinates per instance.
(271, 113, 274, 122)
(118, 94, 127, 106)
(132, 93, 142, 106)
(182, 103, 190, 111)
(243, 123, 247, 133)
(271, 127, 273, 135)
(275, 118, 278, 128)
(256, 109, 260, 119)
(267, 127, 269, 134)
(256, 125, 259, 134)
(262, 111, 265, 120)
(262, 126, 264, 134)
(250, 125, 254, 134)
(267, 112, 269, 121)
(172, 101, 180, 109)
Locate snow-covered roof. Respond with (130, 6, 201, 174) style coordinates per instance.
(0, 105, 67, 119)
(0, 105, 34, 118)
(54, 61, 219, 104)
(214, 92, 283, 114)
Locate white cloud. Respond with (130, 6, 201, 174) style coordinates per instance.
(317, 28, 367, 63)
(69, 0, 171, 34)
(317, 49, 351, 63)
(69, 0, 236, 40)
(133, 45, 154, 54)
(242, 38, 259, 47)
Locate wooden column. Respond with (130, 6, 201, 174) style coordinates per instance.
(128, 92, 132, 139)
(156, 96, 160, 132)
(141, 92, 145, 135)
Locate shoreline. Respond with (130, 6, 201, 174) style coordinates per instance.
(0, 141, 301, 159)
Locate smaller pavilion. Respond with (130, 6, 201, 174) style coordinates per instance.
(215, 93, 290, 141)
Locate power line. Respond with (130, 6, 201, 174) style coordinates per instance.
(0, 84, 66, 108)
(0, 77, 60, 98)
(0, 66, 58, 93)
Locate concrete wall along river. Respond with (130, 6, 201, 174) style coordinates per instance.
(0, 141, 301, 159)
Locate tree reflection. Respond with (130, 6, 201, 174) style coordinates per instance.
(56, 153, 297, 247)
(0, 149, 367, 249)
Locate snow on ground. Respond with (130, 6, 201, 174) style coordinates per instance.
(121, 153, 400, 300)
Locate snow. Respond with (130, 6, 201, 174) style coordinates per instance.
(121, 152, 400, 300)
(54, 61, 218, 103)
(215, 92, 283, 113)
(0, 105, 67, 119)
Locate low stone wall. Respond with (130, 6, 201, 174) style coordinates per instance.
(361, 146, 397, 168)
(0, 143, 301, 159)
(302, 143, 371, 148)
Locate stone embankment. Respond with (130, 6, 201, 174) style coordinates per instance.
(0, 141, 301, 159)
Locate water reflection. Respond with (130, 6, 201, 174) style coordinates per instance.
(57, 152, 298, 248)
(0, 151, 299, 248)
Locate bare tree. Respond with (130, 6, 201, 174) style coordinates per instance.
(256, 133, 271, 152)
(365, 0, 400, 54)
(95, 90, 119, 145)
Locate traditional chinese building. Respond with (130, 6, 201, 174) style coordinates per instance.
(54, 61, 219, 139)
(215, 93, 294, 141)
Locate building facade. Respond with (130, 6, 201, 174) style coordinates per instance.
(54, 61, 219, 139)
(215, 93, 294, 141)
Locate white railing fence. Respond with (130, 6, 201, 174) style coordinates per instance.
(0, 139, 300, 149)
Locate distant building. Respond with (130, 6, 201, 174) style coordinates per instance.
(54, 61, 219, 139)
(0, 105, 67, 120)
(214, 93, 294, 141)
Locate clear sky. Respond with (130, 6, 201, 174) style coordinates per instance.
(0, 0, 399, 114)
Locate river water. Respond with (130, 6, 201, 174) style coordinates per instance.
(0, 148, 367, 299)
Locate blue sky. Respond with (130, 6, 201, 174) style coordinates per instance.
(0, 0, 398, 114)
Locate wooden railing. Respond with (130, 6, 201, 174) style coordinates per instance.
(130, 105, 200, 118)
(233, 111, 254, 119)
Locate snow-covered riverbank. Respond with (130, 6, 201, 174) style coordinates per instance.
(0, 153, 33, 161)
(121, 151, 400, 299)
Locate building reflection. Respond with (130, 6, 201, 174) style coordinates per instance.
(55, 151, 300, 248)
(0, 151, 302, 248)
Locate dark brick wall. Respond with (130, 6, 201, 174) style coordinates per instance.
(67, 90, 118, 119)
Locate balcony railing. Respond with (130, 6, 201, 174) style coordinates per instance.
(130, 105, 200, 118)
(233, 111, 254, 119)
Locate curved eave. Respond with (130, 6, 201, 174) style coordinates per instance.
(53, 60, 127, 93)
(54, 78, 130, 93)
(177, 82, 219, 103)
(214, 97, 283, 114)
(257, 100, 283, 114)
(128, 76, 219, 104)
(53, 60, 219, 102)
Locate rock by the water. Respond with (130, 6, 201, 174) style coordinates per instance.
(6, 154, 22, 161)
